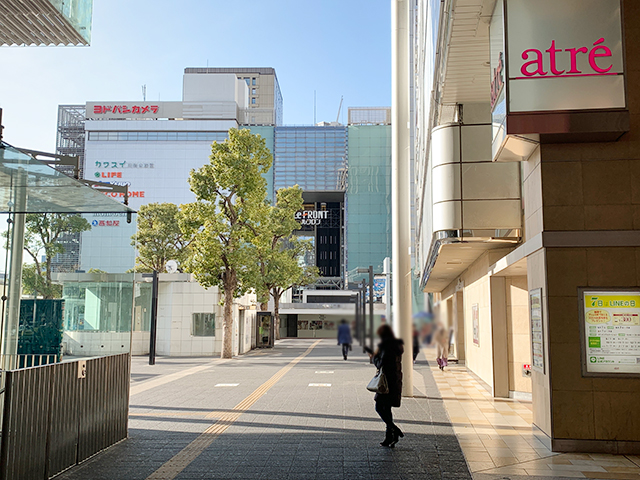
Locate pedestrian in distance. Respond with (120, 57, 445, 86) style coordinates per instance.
(412, 323, 420, 363)
(337, 318, 352, 360)
(433, 320, 449, 370)
(365, 324, 405, 448)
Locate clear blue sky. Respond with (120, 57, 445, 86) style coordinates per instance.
(0, 0, 391, 152)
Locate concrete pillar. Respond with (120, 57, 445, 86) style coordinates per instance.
(392, 0, 413, 397)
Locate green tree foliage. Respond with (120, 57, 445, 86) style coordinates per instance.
(179, 128, 272, 359)
(131, 202, 194, 273)
(22, 263, 62, 298)
(20, 213, 91, 299)
(251, 186, 318, 339)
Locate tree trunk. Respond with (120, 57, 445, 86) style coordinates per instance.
(221, 272, 236, 359)
(273, 291, 281, 340)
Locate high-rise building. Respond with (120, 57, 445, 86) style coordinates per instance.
(184, 67, 283, 126)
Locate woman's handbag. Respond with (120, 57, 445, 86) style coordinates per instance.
(367, 368, 389, 394)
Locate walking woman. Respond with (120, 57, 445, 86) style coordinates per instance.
(368, 324, 405, 447)
(337, 319, 352, 360)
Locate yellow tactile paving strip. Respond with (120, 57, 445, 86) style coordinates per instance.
(145, 340, 321, 480)
(426, 348, 640, 479)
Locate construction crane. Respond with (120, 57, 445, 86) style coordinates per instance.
(336, 96, 344, 124)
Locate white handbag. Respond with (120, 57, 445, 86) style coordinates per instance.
(367, 368, 389, 394)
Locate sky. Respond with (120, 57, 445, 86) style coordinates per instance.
(0, 0, 392, 152)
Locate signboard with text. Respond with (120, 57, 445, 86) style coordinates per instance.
(86, 101, 183, 120)
(489, 0, 626, 160)
(580, 289, 640, 376)
(472, 304, 480, 346)
(529, 289, 545, 373)
(506, 0, 625, 113)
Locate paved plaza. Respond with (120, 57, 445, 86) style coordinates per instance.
(55, 339, 640, 480)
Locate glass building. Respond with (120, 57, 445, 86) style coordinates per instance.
(345, 125, 392, 277)
(273, 126, 347, 191)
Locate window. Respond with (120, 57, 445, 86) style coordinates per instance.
(252, 88, 256, 95)
(251, 98, 256, 105)
(192, 313, 215, 337)
(252, 77, 256, 86)
(244, 77, 250, 85)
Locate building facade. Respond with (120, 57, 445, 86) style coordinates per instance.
(413, 0, 640, 453)
(56, 68, 392, 339)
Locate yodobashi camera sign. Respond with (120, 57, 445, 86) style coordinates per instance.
(296, 210, 329, 226)
(506, 0, 625, 113)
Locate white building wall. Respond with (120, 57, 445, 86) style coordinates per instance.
(81, 120, 235, 273)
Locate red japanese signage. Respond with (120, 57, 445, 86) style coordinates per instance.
(93, 105, 159, 115)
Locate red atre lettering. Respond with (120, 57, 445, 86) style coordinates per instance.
(520, 38, 614, 78)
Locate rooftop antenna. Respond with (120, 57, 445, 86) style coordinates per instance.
(314, 90, 317, 125)
(142, 85, 147, 101)
(336, 95, 344, 124)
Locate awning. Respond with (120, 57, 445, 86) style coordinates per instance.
(0, 142, 135, 214)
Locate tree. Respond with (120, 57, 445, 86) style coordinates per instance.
(250, 186, 318, 339)
(131, 202, 193, 273)
(180, 128, 272, 359)
(20, 213, 91, 299)
(22, 263, 62, 298)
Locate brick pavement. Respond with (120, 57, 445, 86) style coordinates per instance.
(56, 339, 472, 480)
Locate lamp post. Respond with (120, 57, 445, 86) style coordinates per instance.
(143, 271, 159, 365)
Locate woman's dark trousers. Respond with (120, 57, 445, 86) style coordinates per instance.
(375, 398, 396, 438)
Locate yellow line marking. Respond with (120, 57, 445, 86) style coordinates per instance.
(145, 340, 321, 480)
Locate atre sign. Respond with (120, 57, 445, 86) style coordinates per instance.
(490, 0, 627, 161)
(506, 0, 625, 113)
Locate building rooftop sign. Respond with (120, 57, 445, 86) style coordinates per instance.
(0, 0, 93, 46)
(86, 102, 184, 120)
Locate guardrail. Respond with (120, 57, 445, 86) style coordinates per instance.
(0, 353, 130, 480)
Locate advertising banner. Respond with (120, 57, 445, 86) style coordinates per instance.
(580, 290, 640, 375)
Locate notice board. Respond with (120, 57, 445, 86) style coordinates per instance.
(579, 289, 640, 376)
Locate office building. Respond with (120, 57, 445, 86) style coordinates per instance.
(413, 0, 640, 453)
(56, 68, 392, 341)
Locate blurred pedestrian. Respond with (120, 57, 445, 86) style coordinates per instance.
(366, 325, 404, 447)
(412, 323, 420, 363)
(337, 319, 352, 360)
(433, 320, 449, 370)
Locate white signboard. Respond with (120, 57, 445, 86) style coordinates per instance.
(581, 290, 640, 375)
(506, 0, 625, 113)
(529, 289, 544, 372)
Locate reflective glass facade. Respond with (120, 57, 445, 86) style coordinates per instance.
(345, 125, 392, 277)
(273, 126, 347, 191)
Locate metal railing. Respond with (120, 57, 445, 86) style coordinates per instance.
(0, 353, 130, 480)
(0, 354, 59, 370)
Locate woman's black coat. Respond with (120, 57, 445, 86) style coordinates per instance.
(372, 338, 404, 407)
